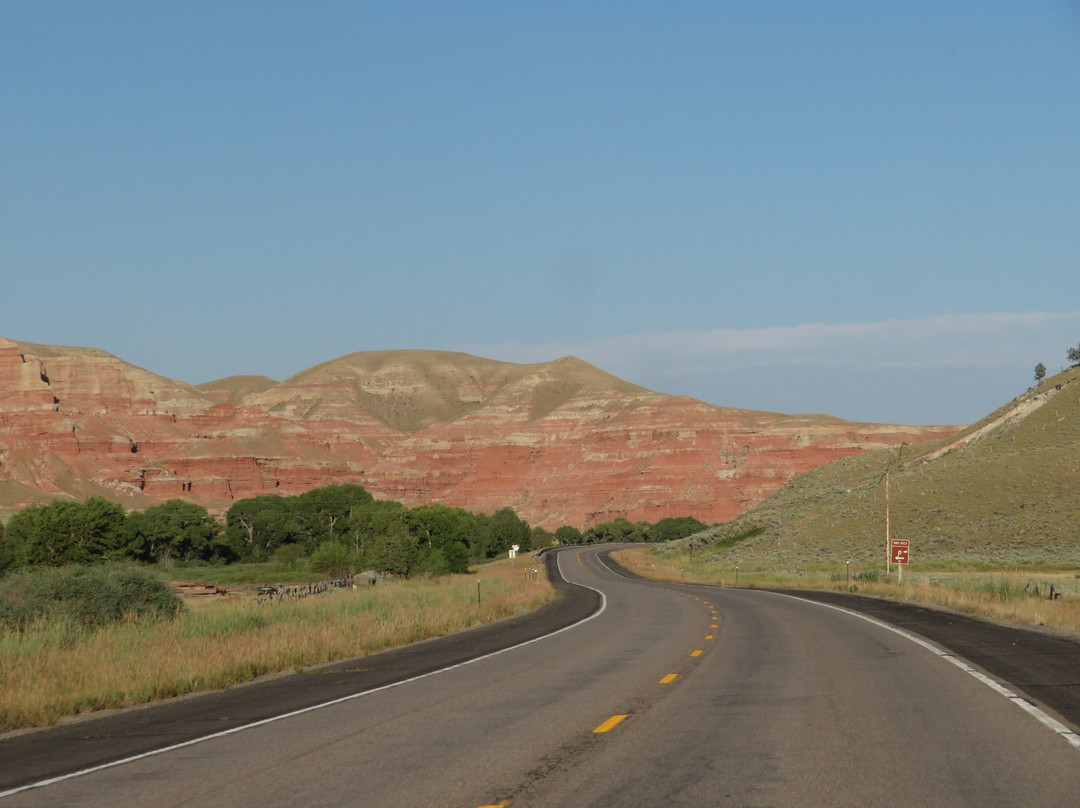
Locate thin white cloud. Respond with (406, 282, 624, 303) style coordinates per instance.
(466, 312, 1080, 371)
(460, 311, 1080, 423)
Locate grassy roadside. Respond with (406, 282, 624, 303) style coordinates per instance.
(0, 557, 552, 733)
(612, 546, 1080, 635)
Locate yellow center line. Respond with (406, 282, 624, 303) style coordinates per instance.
(705, 634, 715, 640)
(477, 802, 511, 808)
(594, 714, 629, 733)
(659, 673, 679, 684)
(691, 649, 704, 657)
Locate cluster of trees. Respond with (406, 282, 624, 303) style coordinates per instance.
(555, 516, 708, 546)
(0, 484, 710, 579)
(0, 486, 535, 578)
(224, 486, 536, 576)
(0, 496, 220, 575)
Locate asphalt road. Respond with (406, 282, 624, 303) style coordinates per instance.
(3, 547, 1080, 807)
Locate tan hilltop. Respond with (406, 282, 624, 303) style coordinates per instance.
(0, 338, 959, 528)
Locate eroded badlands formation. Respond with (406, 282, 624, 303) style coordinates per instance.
(0, 338, 957, 528)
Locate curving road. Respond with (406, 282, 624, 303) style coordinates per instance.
(3, 546, 1080, 807)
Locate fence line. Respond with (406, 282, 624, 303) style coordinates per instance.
(256, 577, 354, 604)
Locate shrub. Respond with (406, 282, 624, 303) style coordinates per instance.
(309, 541, 355, 579)
(0, 564, 183, 630)
(273, 543, 307, 570)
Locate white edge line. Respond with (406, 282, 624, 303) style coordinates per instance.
(544, 556, 1080, 753)
(0, 550, 607, 800)
(770, 590, 1080, 752)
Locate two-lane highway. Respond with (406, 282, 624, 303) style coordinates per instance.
(518, 581, 1080, 807)
(4, 547, 1080, 807)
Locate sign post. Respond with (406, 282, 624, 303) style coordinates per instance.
(891, 539, 910, 583)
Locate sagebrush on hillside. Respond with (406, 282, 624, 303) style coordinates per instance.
(689, 365, 1080, 567)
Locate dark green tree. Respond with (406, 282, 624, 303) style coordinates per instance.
(294, 484, 374, 549)
(0, 517, 24, 575)
(364, 511, 418, 575)
(343, 499, 408, 559)
(6, 498, 125, 567)
(648, 516, 708, 543)
(584, 518, 647, 544)
(554, 525, 584, 545)
(475, 507, 532, 559)
(414, 540, 470, 575)
(343, 499, 428, 575)
(224, 496, 299, 561)
(407, 504, 476, 574)
(1034, 363, 1047, 383)
(408, 504, 474, 547)
(122, 500, 224, 563)
(1068, 345, 1080, 367)
(441, 540, 470, 573)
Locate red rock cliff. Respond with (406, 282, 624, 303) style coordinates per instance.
(0, 339, 958, 528)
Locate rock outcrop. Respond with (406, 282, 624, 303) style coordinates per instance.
(0, 338, 959, 528)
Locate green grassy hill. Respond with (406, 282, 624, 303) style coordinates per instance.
(691, 365, 1080, 568)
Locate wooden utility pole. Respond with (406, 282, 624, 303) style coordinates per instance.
(885, 470, 891, 576)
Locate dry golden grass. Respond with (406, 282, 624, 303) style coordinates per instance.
(0, 558, 552, 733)
(613, 547, 1080, 635)
(848, 574, 1080, 630)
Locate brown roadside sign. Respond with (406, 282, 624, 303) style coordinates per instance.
(891, 539, 910, 565)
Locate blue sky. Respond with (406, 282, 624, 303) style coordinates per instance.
(3, 1, 1078, 425)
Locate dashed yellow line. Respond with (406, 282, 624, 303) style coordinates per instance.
(660, 673, 679, 684)
(477, 801, 511, 808)
(691, 649, 704, 657)
(594, 714, 629, 733)
(705, 634, 715, 640)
